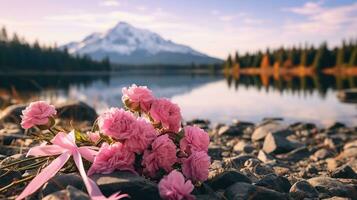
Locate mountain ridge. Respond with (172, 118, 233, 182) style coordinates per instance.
(61, 22, 222, 65)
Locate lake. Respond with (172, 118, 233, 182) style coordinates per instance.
(1, 72, 357, 127)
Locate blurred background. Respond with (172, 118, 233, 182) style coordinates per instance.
(1, 0, 357, 126)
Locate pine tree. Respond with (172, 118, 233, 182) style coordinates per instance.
(0, 27, 8, 41)
(234, 51, 240, 67)
(349, 48, 357, 67)
(312, 42, 330, 70)
(300, 48, 307, 66)
(336, 46, 345, 66)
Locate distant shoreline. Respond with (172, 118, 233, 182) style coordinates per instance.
(0, 68, 222, 76)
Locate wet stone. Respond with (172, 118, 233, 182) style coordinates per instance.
(263, 133, 301, 154)
(40, 173, 85, 198)
(307, 177, 357, 199)
(207, 170, 252, 191)
(42, 185, 90, 200)
(91, 171, 160, 200)
(255, 174, 291, 193)
(224, 182, 289, 200)
(289, 180, 319, 200)
(331, 164, 357, 179)
(311, 148, 335, 161)
(251, 122, 287, 141)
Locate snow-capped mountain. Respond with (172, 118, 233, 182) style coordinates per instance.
(61, 22, 222, 65)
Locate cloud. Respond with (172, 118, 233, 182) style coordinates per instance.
(136, 6, 147, 11)
(283, 1, 357, 36)
(211, 10, 220, 16)
(219, 15, 235, 22)
(99, 0, 120, 7)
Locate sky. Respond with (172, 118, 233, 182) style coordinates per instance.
(0, 0, 357, 59)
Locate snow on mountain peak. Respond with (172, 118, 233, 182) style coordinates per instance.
(64, 21, 205, 56)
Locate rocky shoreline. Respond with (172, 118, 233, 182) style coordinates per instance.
(1, 102, 357, 199)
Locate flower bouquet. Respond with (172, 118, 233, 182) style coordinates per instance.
(0, 85, 211, 200)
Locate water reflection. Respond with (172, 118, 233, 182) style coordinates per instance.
(0, 72, 356, 126)
(226, 73, 357, 98)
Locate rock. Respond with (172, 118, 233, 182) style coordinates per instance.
(0, 129, 27, 145)
(0, 104, 26, 124)
(325, 137, 344, 150)
(289, 180, 319, 200)
(42, 185, 90, 200)
(323, 197, 351, 200)
(41, 173, 85, 198)
(251, 122, 287, 141)
(56, 101, 97, 122)
(196, 194, 221, 200)
(91, 171, 160, 200)
(344, 140, 357, 150)
(257, 150, 275, 163)
(224, 182, 289, 200)
(341, 147, 357, 158)
(263, 133, 301, 154)
(243, 160, 274, 177)
(307, 177, 357, 199)
(328, 122, 346, 131)
(255, 174, 291, 193)
(0, 146, 28, 156)
(290, 122, 317, 131)
(233, 141, 254, 153)
(327, 158, 341, 171)
(0, 169, 22, 188)
(331, 165, 357, 179)
(224, 154, 256, 169)
(272, 166, 291, 176)
(208, 145, 223, 160)
(217, 125, 243, 136)
(186, 119, 210, 130)
(207, 170, 251, 191)
(277, 146, 311, 162)
(311, 148, 334, 161)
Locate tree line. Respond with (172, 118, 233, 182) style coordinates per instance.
(0, 27, 110, 72)
(224, 39, 357, 70)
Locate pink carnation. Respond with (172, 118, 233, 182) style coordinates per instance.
(182, 151, 210, 182)
(97, 107, 136, 140)
(142, 134, 177, 177)
(180, 126, 210, 155)
(21, 101, 57, 129)
(88, 142, 135, 175)
(149, 98, 182, 132)
(125, 118, 157, 153)
(87, 131, 101, 143)
(158, 170, 195, 200)
(122, 84, 154, 112)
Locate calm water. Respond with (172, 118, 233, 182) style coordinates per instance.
(1, 72, 357, 127)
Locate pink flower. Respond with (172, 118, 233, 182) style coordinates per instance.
(142, 134, 177, 177)
(21, 101, 57, 129)
(86, 131, 101, 143)
(159, 170, 195, 200)
(88, 142, 135, 175)
(124, 118, 157, 153)
(97, 107, 136, 140)
(180, 126, 210, 155)
(149, 98, 182, 132)
(182, 151, 210, 182)
(122, 84, 154, 112)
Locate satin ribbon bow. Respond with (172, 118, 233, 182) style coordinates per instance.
(16, 131, 127, 200)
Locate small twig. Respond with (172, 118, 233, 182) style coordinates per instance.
(0, 156, 48, 170)
(0, 175, 35, 193)
(16, 159, 47, 172)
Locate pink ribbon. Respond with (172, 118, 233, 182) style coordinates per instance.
(16, 131, 127, 200)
